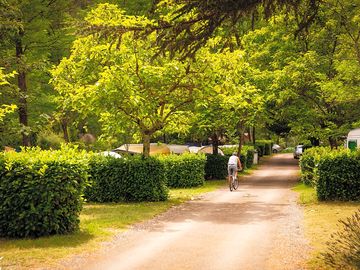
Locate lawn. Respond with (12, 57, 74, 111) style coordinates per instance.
(0, 180, 225, 270)
(293, 183, 360, 270)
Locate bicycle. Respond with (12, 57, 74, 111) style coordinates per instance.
(228, 167, 239, 191)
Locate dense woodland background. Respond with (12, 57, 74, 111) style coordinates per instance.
(1, 0, 359, 153)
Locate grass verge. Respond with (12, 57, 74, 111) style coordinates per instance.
(293, 183, 360, 270)
(0, 180, 225, 270)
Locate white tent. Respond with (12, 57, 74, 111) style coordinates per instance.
(198, 146, 224, 155)
(114, 143, 170, 155)
(167, 144, 190, 154)
(189, 146, 201, 153)
(346, 128, 360, 150)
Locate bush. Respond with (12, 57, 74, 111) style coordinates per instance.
(0, 147, 88, 238)
(256, 140, 272, 156)
(322, 209, 360, 269)
(205, 154, 228, 180)
(317, 150, 360, 201)
(220, 146, 237, 156)
(36, 130, 65, 150)
(158, 153, 205, 188)
(242, 145, 255, 168)
(299, 147, 330, 186)
(85, 155, 168, 202)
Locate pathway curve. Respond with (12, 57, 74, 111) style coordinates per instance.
(63, 153, 309, 270)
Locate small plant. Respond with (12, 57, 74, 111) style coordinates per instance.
(322, 209, 360, 269)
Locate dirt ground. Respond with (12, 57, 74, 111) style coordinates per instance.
(59, 153, 310, 270)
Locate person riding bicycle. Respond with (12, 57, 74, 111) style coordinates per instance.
(228, 152, 242, 183)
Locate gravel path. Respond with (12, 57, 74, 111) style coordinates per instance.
(60, 153, 310, 270)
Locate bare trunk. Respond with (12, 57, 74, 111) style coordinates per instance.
(237, 124, 246, 157)
(329, 137, 337, 149)
(16, 35, 30, 146)
(143, 133, 151, 157)
(211, 133, 219, 155)
(252, 126, 256, 145)
(61, 118, 70, 143)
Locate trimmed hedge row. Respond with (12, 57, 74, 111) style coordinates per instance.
(157, 153, 205, 188)
(317, 151, 360, 201)
(299, 147, 360, 201)
(299, 147, 330, 186)
(205, 154, 228, 180)
(85, 155, 168, 202)
(255, 140, 272, 156)
(0, 147, 88, 238)
(206, 146, 256, 179)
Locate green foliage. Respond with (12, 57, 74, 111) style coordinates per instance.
(36, 130, 65, 150)
(317, 150, 360, 201)
(85, 155, 168, 202)
(243, 145, 255, 168)
(256, 140, 272, 155)
(220, 146, 238, 156)
(0, 147, 89, 238)
(157, 153, 206, 188)
(205, 154, 228, 180)
(52, 4, 204, 157)
(322, 209, 360, 269)
(220, 145, 255, 169)
(299, 147, 330, 186)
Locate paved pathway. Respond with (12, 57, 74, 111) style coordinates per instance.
(64, 153, 309, 270)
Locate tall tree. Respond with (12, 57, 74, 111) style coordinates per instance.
(52, 4, 205, 157)
(0, 0, 83, 146)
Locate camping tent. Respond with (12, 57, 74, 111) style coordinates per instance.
(167, 144, 190, 154)
(198, 146, 224, 155)
(189, 146, 201, 153)
(114, 143, 171, 156)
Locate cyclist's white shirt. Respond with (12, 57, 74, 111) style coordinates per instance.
(228, 155, 238, 166)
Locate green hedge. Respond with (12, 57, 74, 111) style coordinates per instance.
(158, 153, 205, 188)
(0, 147, 88, 238)
(299, 147, 330, 186)
(256, 140, 272, 156)
(85, 155, 168, 202)
(242, 145, 255, 168)
(317, 151, 360, 201)
(221, 146, 255, 169)
(205, 154, 228, 180)
(206, 145, 255, 179)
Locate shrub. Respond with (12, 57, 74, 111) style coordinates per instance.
(158, 153, 205, 188)
(220, 146, 237, 156)
(299, 147, 330, 186)
(85, 155, 168, 202)
(317, 150, 360, 201)
(242, 145, 255, 168)
(205, 154, 228, 180)
(256, 140, 272, 156)
(0, 147, 88, 238)
(36, 130, 65, 150)
(322, 210, 360, 269)
(256, 144, 265, 156)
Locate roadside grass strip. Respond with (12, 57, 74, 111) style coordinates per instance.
(293, 183, 360, 270)
(0, 180, 225, 270)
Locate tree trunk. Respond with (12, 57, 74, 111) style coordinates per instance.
(329, 137, 337, 149)
(16, 35, 30, 146)
(252, 126, 256, 145)
(211, 132, 219, 155)
(61, 118, 70, 143)
(237, 123, 246, 157)
(143, 133, 151, 157)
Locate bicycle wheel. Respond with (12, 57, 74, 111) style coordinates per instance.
(232, 176, 239, 190)
(229, 175, 233, 191)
